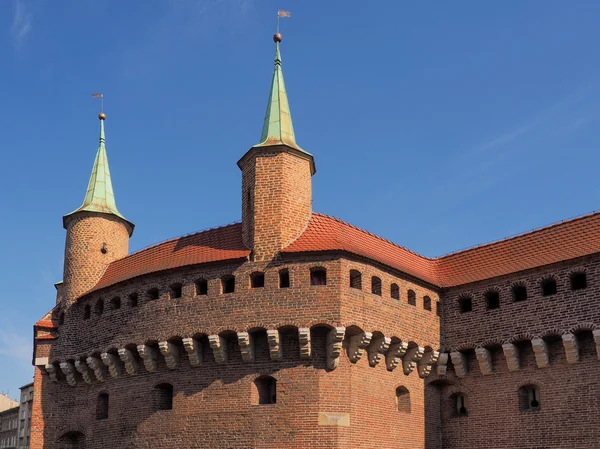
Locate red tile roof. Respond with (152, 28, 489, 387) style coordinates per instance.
(88, 223, 250, 294)
(34, 320, 56, 329)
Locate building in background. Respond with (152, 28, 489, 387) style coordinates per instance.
(0, 396, 17, 414)
(16, 384, 33, 449)
(0, 406, 18, 449)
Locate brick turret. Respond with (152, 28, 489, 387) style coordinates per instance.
(61, 113, 134, 304)
(238, 33, 315, 262)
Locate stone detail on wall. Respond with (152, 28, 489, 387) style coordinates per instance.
(182, 337, 202, 367)
(137, 344, 159, 373)
(475, 347, 493, 375)
(74, 360, 92, 385)
(531, 338, 549, 368)
(237, 332, 255, 362)
(101, 352, 122, 378)
(348, 332, 372, 363)
(403, 346, 425, 375)
(317, 412, 350, 427)
(266, 330, 282, 361)
(417, 350, 439, 378)
(594, 329, 600, 360)
(502, 343, 520, 372)
(159, 341, 180, 370)
(450, 351, 467, 378)
(59, 362, 77, 387)
(45, 364, 58, 382)
(118, 348, 139, 375)
(561, 333, 579, 364)
(299, 328, 311, 359)
(326, 327, 346, 370)
(436, 352, 449, 376)
(208, 335, 227, 364)
(86, 356, 106, 382)
(386, 341, 408, 371)
(367, 336, 391, 367)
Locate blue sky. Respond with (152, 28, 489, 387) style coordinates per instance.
(1, 0, 599, 394)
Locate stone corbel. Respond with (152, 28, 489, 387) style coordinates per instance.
(101, 352, 122, 378)
(326, 327, 346, 370)
(436, 352, 449, 376)
(450, 351, 467, 378)
(86, 356, 106, 382)
(561, 333, 579, 364)
(502, 343, 520, 372)
(531, 338, 549, 368)
(593, 329, 600, 360)
(403, 346, 425, 375)
(386, 341, 408, 371)
(74, 360, 93, 385)
(60, 362, 77, 387)
(475, 347, 493, 375)
(137, 344, 159, 372)
(159, 341, 180, 370)
(182, 337, 202, 367)
(237, 332, 255, 363)
(208, 335, 227, 364)
(45, 364, 58, 383)
(266, 330, 282, 361)
(367, 336, 391, 367)
(348, 332, 372, 363)
(299, 328, 311, 359)
(417, 350, 440, 378)
(118, 348, 139, 375)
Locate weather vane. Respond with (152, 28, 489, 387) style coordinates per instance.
(92, 92, 104, 113)
(277, 10, 291, 34)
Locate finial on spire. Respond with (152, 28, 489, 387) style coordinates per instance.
(273, 33, 282, 43)
(98, 112, 106, 120)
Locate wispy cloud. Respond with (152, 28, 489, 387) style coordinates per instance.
(11, 0, 33, 48)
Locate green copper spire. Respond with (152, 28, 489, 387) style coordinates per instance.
(255, 34, 306, 152)
(63, 113, 133, 234)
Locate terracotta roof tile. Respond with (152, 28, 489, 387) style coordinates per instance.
(88, 223, 249, 294)
(34, 320, 56, 329)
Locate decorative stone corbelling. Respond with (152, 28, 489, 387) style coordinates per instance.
(298, 328, 311, 359)
(237, 332, 255, 362)
(531, 338, 549, 368)
(348, 332, 372, 363)
(208, 335, 227, 364)
(45, 364, 58, 382)
(561, 333, 579, 364)
(101, 352, 122, 378)
(159, 341, 180, 370)
(136, 344, 159, 373)
(417, 350, 439, 378)
(593, 329, 600, 360)
(266, 330, 282, 361)
(436, 352, 449, 376)
(502, 343, 520, 371)
(326, 327, 346, 370)
(386, 341, 408, 371)
(86, 356, 106, 382)
(403, 346, 425, 375)
(368, 336, 391, 367)
(475, 347, 493, 375)
(182, 337, 202, 367)
(450, 351, 467, 378)
(74, 360, 92, 385)
(118, 348, 139, 375)
(59, 362, 77, 387)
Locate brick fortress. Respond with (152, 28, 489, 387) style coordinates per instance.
(31, 34, 600, 449)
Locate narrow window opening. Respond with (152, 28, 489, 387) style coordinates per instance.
(279, 270, 290, 288)
(452, 393, 468, 416)
(371, 276, 382, 296)
(485, 291, 500, 310)
(407, 290, 416, 306)
(541, 279, 557, 296)
(153, 383, 173, 411)
(310, 268, 327, 286)
(110, 297, 121, 310)
(571, 272, 587, 290)
(58, 312, 65, 326)
(459, 296, 472, 313)
(222, 276, 235, 294)
(147, 288, 159, 301)
(129, 292, 138, 307)
(250, 272, 265, 289)
(84, 305, 91, 320)
(96, 393, 109, 420)
(195, 279, 208, 295)
(395, 386, 411, 413)
(512, 285, 527, 302)
(423, 296, 432, 311)
(390, 283, 400, 300)
(518, 385, 540, 412)
(95, 299, 104, 316)
(170, 283, 182, 299)
(436, 301, 441, 317)
(253, 376, 276, 405)
(349, 270, 362, 290)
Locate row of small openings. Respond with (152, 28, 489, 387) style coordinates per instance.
(458, 272, 588, 313)
(450, 385, 540, 416)
(349, 270, 439, 315)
